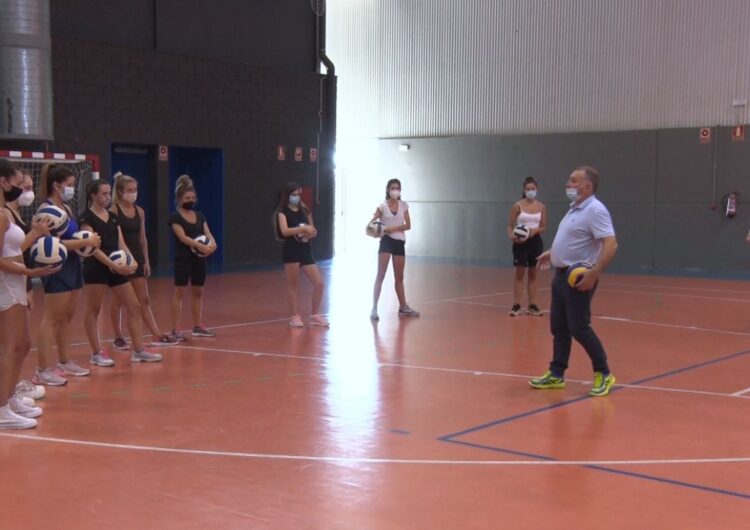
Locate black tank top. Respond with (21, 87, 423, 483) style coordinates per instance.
(115, 204, 144, 261)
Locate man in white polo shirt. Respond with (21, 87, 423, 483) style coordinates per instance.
(530, 166, 619, 397)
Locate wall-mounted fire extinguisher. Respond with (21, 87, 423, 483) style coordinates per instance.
(724, 192, 738, 218)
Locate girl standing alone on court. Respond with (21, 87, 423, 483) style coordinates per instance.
(369, 178, 419, 320)
(275, 182, 328, 328)
(508, 176, 546, 316)
(109, 172, 177, 349)
(168, 175, 218, 339)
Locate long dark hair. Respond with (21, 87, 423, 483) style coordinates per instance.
(274, 182, 310, 240)
(521, 176, 538, 199)
(86, 179, 110, 208)
(40, 164, 75, 200)
(385, 178, 402, 200)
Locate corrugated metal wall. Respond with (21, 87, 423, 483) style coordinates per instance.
(328, 0, 750, 139)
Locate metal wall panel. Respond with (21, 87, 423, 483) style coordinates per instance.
(329, 0, 750, 138)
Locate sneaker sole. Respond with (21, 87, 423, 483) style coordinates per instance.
(130, 357, 163, 363)
(150, 341, 179, 346)
(33, 378, 67, 387)
(113, 345, 129, 351)
(0, 420, 37, 429)
(191, 332, 216, 337)
(90, 362, 115, 367)
(528, 382, 566, 389)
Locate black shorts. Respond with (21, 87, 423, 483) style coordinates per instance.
(130, 252, 146, 279)
(41, 253, 83, 294)
(378, 235, 405, 256)
(174, 256, 207, 287)
(512, 234, 544, 268)
(83, 258, 130, 287)
(282, 241, 315, 266)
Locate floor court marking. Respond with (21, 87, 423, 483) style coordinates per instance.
(606, 281, 750, 295)
(0, 432, 748, 467)
(731, 387, 750, 397)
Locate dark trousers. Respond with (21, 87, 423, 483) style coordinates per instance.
(549, 268, 610, 377)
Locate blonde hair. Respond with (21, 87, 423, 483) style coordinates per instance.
(175, 174, 196, 206)
(112, 171, 137, 207)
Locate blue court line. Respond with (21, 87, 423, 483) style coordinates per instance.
(437, 347, 750, 500)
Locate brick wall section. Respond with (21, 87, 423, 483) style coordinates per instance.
(39, 36, 332, 267)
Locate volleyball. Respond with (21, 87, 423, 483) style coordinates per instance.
(72, 230, 96, 257)
(192, 235, 212, 256)
(567, 261, 593, 287)
(33, 204, 69, 236)
(513, 224, 530, 242)
(30, 236, 68, 267)
(366, 220, 385, 238)
(109, 250, 133, 268)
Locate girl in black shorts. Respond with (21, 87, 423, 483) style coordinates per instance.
(274, 182, 328, 328)
(109, 172, 177, 349)
(507, 177, 547, 316)
(168, 175, 218, 339)
(79, 180, 162, 364)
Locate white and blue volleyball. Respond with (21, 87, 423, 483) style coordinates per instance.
(191, 235, 212, 256)
(109, 250, 133, 267)
(33, 204, 69, 236)
(72, 231, 96, 257)
(30, 236, 68, 267)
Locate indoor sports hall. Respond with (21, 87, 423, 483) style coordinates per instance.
(1, 1, 749, 529)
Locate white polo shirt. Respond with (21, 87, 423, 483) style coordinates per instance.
(550, 195, 615, 268)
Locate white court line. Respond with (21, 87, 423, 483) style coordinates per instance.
(607, 281, 750, 295)
(731, 387, 750, 397)
(598, 288, 750, 304)
(0, 432, 748, 466)
(175, 345, 750, 401)
(421, 290, 516, 305)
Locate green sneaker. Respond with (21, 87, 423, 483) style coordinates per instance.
(589, 372, 616, 397)
(529, 370, 566, 389)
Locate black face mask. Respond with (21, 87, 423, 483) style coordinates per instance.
(3, 185, 23, 203)
(182, 201, 196, 210)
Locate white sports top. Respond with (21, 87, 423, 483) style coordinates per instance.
(2, 221, 24, 258)
(517, 207, 541, 230)
(378, 200, 409, 242)
(0, 220, 27, 309)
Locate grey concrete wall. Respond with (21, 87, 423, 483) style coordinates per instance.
(376, 128, 750, 274)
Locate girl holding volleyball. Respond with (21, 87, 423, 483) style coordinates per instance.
(79, 179, 162, 364)
(369, 178, 419, 320)
(508, 176, 546, 316)
(275, 182, 328, 328)
(109, 172, 177, 349)
(168, 175, 218, 339)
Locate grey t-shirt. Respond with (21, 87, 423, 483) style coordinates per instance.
(550, 195, 615, 268)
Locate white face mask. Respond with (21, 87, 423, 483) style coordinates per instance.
(18, 191, 35, 207)
(61, 186, 75, 202)
(525, 190, 537, 200)
(123, 192, 137, 204)
(389, 189, 401, 200)
(565, 187, 579, 201)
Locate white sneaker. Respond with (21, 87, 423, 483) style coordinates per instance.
(398, 305, 421, 317)
(0, 405, 37, 429)
(32, 368, 67, 386)
(8, 396, 43, 419)
(130, 348, 163, 363)
(57, 360, 91, 377)
(16, 395, 36, 408)
(90, 351, 115, 367)
(16, 379, 45, 400)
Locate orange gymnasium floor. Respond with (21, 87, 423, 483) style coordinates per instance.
(1, 258, 749, 529)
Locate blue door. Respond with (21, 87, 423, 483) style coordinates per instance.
(110, 144, 158, 265)
(168, 147, 224, 266)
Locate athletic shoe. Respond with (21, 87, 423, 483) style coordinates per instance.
(32, 368, 67, 387)
(289, 315, 304, 328)
(15, 380, 45, 400)
(8, 396, 43, 419)
(0, 405, 37, 430)
(370, 309, 379, 321)
(398, 305, 420, 317)
(90, 351, 115, 367)
(589, 372, 616, 397)
(509, 304, 522, 317)
(130, 348, 163, 363)
(56, 360, 91, 377)
(150, 334, 179, 347)
(112, 337, 129, 350)
(171, 330, 188, 342)
(192, 325, 216, 337)
(527, 304, 543, 316)
(529, 370, 566, 389)
(17, 396, 36, 408)
(309, 314, 330, 327)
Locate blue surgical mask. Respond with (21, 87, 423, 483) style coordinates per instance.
(525, 190, 537, 200)
(565, 188, 579, 201)
(289, 195, 301, 206)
